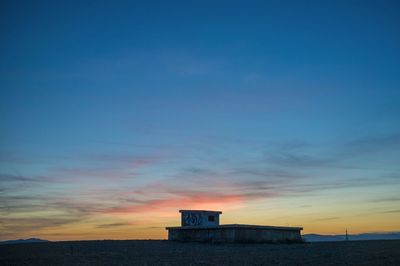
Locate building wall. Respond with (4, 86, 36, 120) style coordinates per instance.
(180, 211, 220, 227)
(168, 228, 235, 242)
(168, 227, 302, 243)
(234, 228, 302, 243)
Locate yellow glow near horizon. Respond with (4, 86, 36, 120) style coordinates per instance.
(3, 201, 399, 241)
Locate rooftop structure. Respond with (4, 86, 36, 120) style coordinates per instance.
(166, 210, 303, 243)
(180, 210, 221, 227)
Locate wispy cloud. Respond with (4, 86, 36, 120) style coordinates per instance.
(371, 197, 400, 203)
(0, 173, 57, 188)
(96, 222, 133, 229)
(346, 133, 400, 154)
(87, 154, 163, 167)
(0, 173, 37, 182)
(266, 153, 331, 168)
(381, 209, 400, 214)
(104, 194, 244, 214)
(2, 131, 400, 239)
(313, 217, 340, 222)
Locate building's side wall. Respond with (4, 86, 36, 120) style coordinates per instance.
(234, 228, 302, 243)
(168, 228, 302, 243)
(215, 214, 220, 226)
(168, 228, 235, 242)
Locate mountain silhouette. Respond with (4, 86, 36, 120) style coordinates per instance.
(0, 238, 50, 245)
(303, 232, 400, 242)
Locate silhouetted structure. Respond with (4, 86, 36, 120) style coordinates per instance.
(180, 210, 221, 227)
(166, 210, 303, 243)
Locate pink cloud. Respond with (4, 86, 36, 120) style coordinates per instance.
(104, 193, 246, 215)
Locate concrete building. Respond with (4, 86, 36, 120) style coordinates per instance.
(166, 210, 303, 243)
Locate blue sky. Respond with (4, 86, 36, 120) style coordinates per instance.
(1, 0, 400, 240)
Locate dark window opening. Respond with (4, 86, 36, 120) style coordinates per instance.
(208, 215, 215, 222)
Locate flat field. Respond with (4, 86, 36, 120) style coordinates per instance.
(1, 240, 399, 265)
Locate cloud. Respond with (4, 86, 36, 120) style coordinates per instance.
(345, 133, 400, 154)
(180, 167, 217, 177)
(260, 132, 400, 172)
(41, 153, 167, 183)
(105, 193, 244, 214)
(0, 216, 83, 239)
(87, 154, 162, 168)
(230, 168, 304, 180)
(0, 173, 57, 183)
(278, 140, 312, 151)
(100, 175, 282, 216)
(0, 191, 107, 238)
(0, 173, 37, 182)
(313, 217, 340, 222)
(49, 167, 136, 181)
(96, 222, 133, 229)
(285, 175, 399, 194)
(0, 152, 171, 237)
(381, 209, 400, 214)
(2, 131, 400, 240)
(371, 197, 400, 203)
(265, 153, 332, 168)
(0, 152, 34, 164)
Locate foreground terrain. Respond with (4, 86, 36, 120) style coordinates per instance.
(1, 239, 399, 265)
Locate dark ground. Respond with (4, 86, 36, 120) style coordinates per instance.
(1, 240, 399, 266)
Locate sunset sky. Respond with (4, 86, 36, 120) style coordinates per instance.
(1, 0, 400, 241)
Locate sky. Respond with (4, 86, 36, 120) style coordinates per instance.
(0, 0, 400, 241)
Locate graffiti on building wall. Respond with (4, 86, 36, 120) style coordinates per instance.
(182, 212, 203, 226)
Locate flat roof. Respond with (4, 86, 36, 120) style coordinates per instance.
(166, 224, 303, 231)
(179, 210, 222, 214)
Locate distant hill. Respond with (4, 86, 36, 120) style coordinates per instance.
(2, 234, 399, 244)
(0, 238, 50, 245)
(303, 232, 400, 242)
